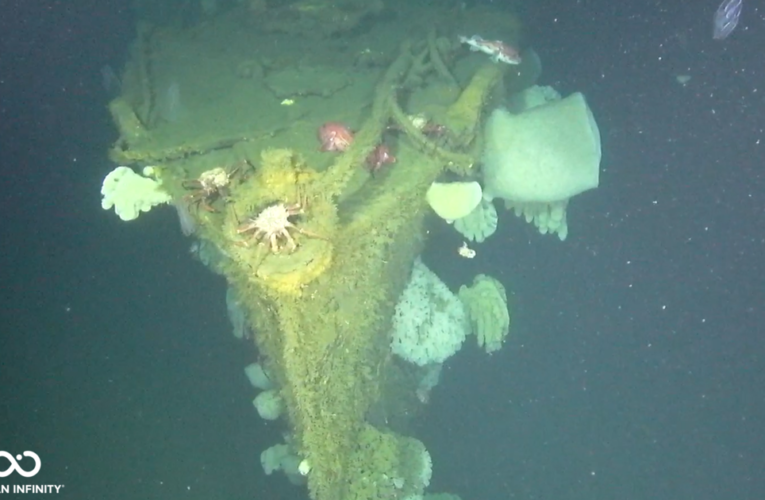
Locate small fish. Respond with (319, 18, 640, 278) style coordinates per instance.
(713, 0, 743, 40)
(457, 241, 476, 259)
(100, 65, 121, 95)
(458, 35, 521, 65)
(675, 74, 692, 86)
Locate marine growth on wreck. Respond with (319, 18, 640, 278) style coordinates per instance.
(100, 2, 602, 500)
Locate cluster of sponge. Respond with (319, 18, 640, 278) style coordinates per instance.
(390, 258, 470, 366)
(260, 443, 307, 485)
(245, 362, 285, 421)
(247, 363, 308, 485)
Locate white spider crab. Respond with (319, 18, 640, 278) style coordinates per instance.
(182, 164, 242, 212)
(237, 199, 322, 253)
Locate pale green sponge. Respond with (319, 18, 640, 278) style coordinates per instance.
(458, 274, 510, 354)
(100, 166, 171, 221)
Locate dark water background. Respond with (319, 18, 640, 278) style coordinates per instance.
(1, 0, 763, 499)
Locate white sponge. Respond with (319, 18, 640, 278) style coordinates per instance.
(426, 181, 483, 222)
(253, 389, 284, 420)
(481, 92, 601, 240)
(390, 258, 470, 366)
(261, 444, 290, 475)
(244, 362, 273, 390)
(482, 92, 601, 204)
(101, 166, 171, 221)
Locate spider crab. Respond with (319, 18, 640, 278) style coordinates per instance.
(182, 165, 241, 212)
(237, 198, 323, 253)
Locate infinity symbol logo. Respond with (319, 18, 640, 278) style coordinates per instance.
(0, 451, 41, 477)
